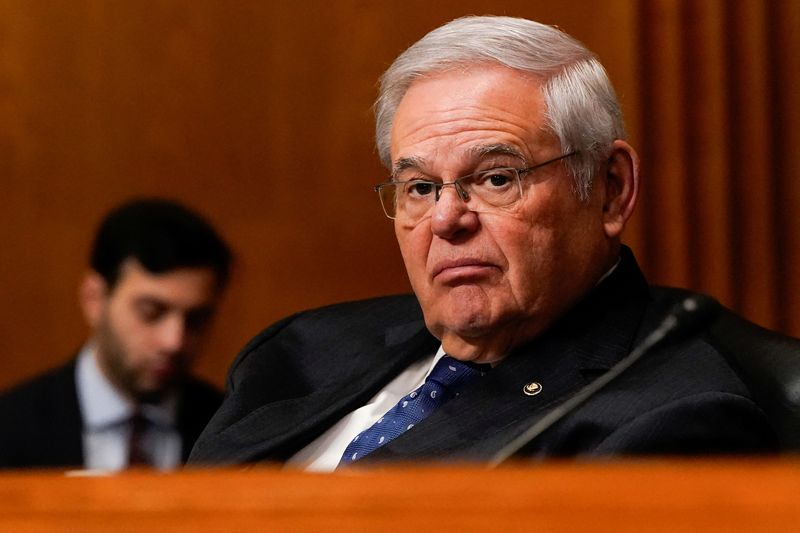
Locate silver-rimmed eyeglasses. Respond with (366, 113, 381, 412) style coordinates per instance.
(374, 151, 578, 221)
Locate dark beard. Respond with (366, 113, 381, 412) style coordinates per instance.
(93, 313, 178, 404)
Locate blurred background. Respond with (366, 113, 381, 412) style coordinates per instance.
(1, 0, 798, 390)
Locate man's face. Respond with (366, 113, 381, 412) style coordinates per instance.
(87, 260, 220, 402)
(390, 65, 616, 363)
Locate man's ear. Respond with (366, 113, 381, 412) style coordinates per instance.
(78, 271, 108, 328)
(601, 139, 640, 239)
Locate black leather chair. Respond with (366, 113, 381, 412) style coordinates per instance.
(709, 307, 800, 450)
(653, 287, 800, 451)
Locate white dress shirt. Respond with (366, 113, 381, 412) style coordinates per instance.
(75, 345, 181, 471)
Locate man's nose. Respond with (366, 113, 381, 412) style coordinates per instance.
(157, 315, 187, 354)
(429, 186, 479, 239)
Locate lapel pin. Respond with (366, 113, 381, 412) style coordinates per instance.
(523, 382, 542, 396)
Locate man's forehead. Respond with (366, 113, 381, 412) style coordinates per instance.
(112, 259, 218, 300)
(389, 65, 554, 172)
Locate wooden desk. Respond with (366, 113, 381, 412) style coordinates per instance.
(1, 459, 798, 531)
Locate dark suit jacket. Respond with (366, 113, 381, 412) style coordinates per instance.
(0, 359, 222, 469)
(188, 249, 778, 466)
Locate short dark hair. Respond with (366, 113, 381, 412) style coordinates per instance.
(90, 198, 232, 290)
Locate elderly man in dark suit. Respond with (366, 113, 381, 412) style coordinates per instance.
(189, 16, 778, 470)
(0, 198, 231, 471)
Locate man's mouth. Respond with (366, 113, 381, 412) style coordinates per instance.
(149, 360, 179, 381)
(431, 258, 499, 283)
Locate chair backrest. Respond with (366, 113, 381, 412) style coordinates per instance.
(652, 287, 800, 451)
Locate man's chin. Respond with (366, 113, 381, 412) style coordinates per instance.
(428, 301, 499, 337)
(133, 376, 180, 403)
(428, 311, 498, 343)
(437, 328, 510, 364)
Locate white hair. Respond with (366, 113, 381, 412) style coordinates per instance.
(375, 16, 626, 200)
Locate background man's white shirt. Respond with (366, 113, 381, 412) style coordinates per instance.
(75, 345, 181, 471)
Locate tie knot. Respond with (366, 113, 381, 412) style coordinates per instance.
(426, 356, 484, 391)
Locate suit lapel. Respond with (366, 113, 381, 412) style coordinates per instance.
(366, 247, 651, 462)
(212, 318, 439, 463)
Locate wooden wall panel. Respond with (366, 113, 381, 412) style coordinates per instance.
(683, 0, 733, 302)
(637, 0, 692, 287)
(633, 0, 798, 334)
(1, 0, 797, 392)
(772, 0, 800, 335)
(727, 0, 777, 324)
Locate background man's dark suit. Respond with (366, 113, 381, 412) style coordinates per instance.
(189, 249, 778, 465)
(0, 360, 222, 469)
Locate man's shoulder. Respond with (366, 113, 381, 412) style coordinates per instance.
(242, 293, 423, 350)
(0, 359, 82, 468)
(629, 285, 799, 450)
(225, 293, 429, 390)
(645, 286, 800, 391)
(530, 291, 788, 455)
(0, 359, 77, 416)
(639, 285, 800, 394)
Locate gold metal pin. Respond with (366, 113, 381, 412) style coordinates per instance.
(523, 382, 542, 396)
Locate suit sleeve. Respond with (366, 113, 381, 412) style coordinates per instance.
(591, 391, 779, 455)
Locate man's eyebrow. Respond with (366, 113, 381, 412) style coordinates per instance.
(469, 144, 528, 164)
(391, 156, 426, 179)
(133, 296, 169, 308)
(391, 144, 526, 179)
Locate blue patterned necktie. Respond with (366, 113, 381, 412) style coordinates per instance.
(339, 355, 484, 465)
